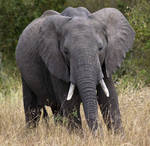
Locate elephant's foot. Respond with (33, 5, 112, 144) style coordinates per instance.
(111, 121, 124, 136)
(25, 106, 42, 129)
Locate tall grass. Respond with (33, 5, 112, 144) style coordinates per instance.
(0, 58, 150, 146)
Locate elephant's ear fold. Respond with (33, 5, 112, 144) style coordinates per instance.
(39, 15, 71, 82)
(91, 8, 135, 77)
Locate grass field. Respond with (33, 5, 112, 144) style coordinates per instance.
(0, 63, 150, 146)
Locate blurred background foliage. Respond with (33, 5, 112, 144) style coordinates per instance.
(0, 0, 150, 87)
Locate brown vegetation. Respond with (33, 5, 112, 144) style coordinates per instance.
(0, 79, 150, 146)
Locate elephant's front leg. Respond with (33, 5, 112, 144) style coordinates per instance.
(97, 76, 123, 134)
(67, 103, 82, 130)
(50, 76, 82, 131)
(51, 103, 63, 125)
(61, 99, 82, 131)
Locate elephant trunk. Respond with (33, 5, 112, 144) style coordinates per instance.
(76, 67, 98, 131)
(69, 50, 109, 131)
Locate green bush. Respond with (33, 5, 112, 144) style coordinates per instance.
(114, 0, 150, 86)
(0, 0, 66, 54)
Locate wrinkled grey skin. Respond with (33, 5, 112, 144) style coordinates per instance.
(16, 7, 135, 133)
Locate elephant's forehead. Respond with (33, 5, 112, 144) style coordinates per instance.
(66, 17, 91, 28)
(64, 18, 94, 35)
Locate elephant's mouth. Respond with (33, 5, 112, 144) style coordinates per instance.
(66, 78, 109, 100)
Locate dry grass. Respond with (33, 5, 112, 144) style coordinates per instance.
(0, 77, 150, 146)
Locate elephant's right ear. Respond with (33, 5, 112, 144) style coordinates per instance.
(38, 15, 71, 82)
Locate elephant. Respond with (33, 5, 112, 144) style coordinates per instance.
(16, 7, 135, 133)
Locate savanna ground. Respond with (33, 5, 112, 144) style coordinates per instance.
(0, 57, 150, 146)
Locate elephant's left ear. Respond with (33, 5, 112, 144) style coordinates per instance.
(90, 8, 135, 77)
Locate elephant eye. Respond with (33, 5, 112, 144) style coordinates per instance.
(98, 47, 103, 51)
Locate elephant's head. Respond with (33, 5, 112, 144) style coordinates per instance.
(39, 8, 135, 131)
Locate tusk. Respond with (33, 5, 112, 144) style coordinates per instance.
(100, 79, 109, 97)
(67, 83, 75, 100)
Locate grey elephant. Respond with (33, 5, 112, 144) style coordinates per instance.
(16, 7, 135, 133)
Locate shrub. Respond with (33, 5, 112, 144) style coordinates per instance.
(114, 0, 150, 86)
(0, 0, 66, 54)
